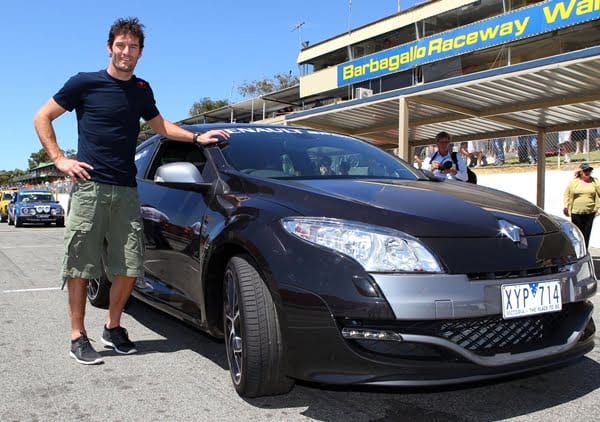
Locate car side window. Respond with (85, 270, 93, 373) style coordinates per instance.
(145, 140, 207, 181)
(134, 143, 154, 178)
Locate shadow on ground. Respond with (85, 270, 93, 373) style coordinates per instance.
(124, 297, 600, 422)
(123, 299, 228, 370)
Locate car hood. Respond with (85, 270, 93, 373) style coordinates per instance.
(249, 178, 557, 238)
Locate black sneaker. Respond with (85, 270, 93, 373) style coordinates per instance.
(101, 325, 137, 354)
(70, 334, 104, 365)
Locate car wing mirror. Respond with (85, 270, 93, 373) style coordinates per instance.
(154, 162, 214, 193)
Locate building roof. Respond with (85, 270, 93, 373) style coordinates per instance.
(285, 46, 600, 149)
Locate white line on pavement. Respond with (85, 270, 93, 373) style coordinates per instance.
(3, 287, 62, 293)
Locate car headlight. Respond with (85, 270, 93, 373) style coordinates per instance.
(21, 208, 35, 215)
(559, 219, 586, 259)
(281, 217, 443, 273)
(51, 206, 64, 216)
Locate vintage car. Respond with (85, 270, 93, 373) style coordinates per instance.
(0, 188, 17, 222)
(7, 189, 65, 227)
(87, 124, 596, 398)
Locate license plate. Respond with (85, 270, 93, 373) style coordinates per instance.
(501, 281, 562, 319)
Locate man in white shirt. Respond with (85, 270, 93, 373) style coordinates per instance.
(421, 131, 468, 181)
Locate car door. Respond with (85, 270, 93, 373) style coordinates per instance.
(136, 139, 213, 319)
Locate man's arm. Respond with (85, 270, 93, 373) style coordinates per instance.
(33, 98, 93, 180)
(147, 114, 229, 145)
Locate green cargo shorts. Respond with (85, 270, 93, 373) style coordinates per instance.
(62, 181, 144, 282)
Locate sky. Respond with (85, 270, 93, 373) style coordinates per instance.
(1, 0, 422, 171)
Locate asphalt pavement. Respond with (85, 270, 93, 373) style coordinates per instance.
(1, 224, 600, 422)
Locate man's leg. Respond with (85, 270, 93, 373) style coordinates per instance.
(101, 184, 143, 354)
(106, 275, 136, 329)
(68, 277, 89, 340)
(68, 276, 104, 364)
(101, 274, 138, 354)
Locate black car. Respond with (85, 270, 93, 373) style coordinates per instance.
(88, 123, 596, 397)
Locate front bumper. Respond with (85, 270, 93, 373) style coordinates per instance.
(279, 257, 596, 385)
(17, 214, 63, 223)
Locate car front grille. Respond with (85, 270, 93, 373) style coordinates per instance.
(439, 311, 563, 356)
(342, 302, 594, 360)
(466, 265, 561, 281)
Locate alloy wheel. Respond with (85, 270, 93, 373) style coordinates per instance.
(224, 269, 243, 385)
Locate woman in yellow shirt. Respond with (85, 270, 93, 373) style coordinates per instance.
(563, 163, 600, 247)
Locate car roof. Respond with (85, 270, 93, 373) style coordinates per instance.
(17, 189, 52, 194)
(137, 123, 315, 150)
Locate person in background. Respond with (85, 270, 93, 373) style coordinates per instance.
(572, 129, 588, 155)
(517, 134, 538, 165)
(563, 163, 600, 248)
(492, 138, 505, 166)
(413, 145, 425, 169)
(33, 17, 229, 365)
(467, 140, 485, 167)
(319, 156, 334, 175)
(421, 131, 467, 181)
(527, 135, 538, 165)
(558, 130, 572, 163)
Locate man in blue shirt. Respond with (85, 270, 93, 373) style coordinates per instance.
(33, 17, 229, 365)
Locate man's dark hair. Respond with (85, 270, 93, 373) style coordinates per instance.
(435, 131, 450, 141)
(108, 17, 145, 49)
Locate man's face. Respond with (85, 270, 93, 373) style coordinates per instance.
(437, 137, 451, 154)
(107, 33, 142, 74)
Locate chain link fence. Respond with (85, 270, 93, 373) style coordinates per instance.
(415, 128, 600, 169)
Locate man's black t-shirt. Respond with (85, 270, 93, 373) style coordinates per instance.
(53, 70, 160, 187)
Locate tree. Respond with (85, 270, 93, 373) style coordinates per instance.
(237, 72, 299, 98)
(140, 121, 151, 132)
(189, 97, 229, 116)
(0, 169, 25, 186)
(27, 148, 76, 169)
(238, 78, 273, 98)
(273, 72, 299, 89)
(28, 149, 50, 169)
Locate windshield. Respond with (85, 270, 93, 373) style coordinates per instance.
(2, 192, 13, 200)
(218, 127, 419, 180)
(18, 192, 55, 203)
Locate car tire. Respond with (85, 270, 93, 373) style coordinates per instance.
(87, 256, 111, 309)
(15, 217, 23, 227)
(56, 218, 65, 227)
(223, 255, 294, 398)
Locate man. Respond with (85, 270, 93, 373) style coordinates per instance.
(33, 17, 229, 365)
(492, 138, 505, 166)
(421, 131, 468, 181)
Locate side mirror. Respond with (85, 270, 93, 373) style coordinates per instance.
(154, 162, 213, 192)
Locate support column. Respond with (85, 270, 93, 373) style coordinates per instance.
(398, 97, 410, 160)
(536, 129, 546, 208)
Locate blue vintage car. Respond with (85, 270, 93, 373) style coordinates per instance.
(7, 189, 64, 227)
